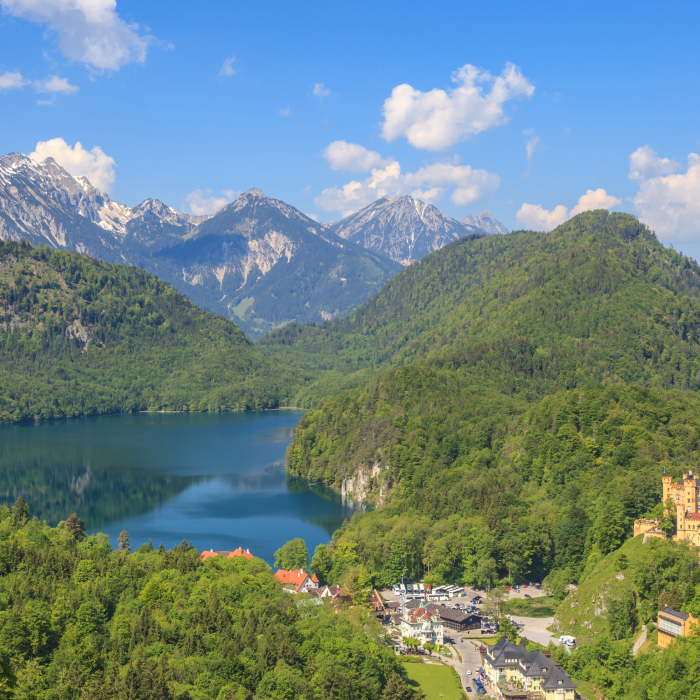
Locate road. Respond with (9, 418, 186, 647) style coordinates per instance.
(448, 634, 485, 698)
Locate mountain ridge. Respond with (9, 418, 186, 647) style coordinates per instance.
(330, 194, 489, 265)
(0, 154, 401, 338)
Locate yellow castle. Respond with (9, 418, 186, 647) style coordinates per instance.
(634, 471, 700, 545)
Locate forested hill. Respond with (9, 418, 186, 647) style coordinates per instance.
(283, 211, 700, 591)
(263, 211, 700, 404)
(0, 240, 298, 423)
(0, 501, 411, 699)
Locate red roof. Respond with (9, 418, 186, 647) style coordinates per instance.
(275, 568, 315, 592)
(200, 547, 254, 561)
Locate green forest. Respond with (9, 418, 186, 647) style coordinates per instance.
(0, 499, 417, 700)
(6, 211, 700, 699)
(0, 240, 299, 423)
(281, 212, 700, 590)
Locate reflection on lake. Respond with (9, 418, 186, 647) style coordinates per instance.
(0, 412, 357, 564)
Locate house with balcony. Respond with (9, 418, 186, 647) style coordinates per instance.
(399, 607, 444, 646)
(483, 639, 576, 699)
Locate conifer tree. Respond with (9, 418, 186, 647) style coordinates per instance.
(64, 513, 86, 541)
(158, 541, 165, 554)
(117, 530, 131, 554)
(12, 496, 29, 526)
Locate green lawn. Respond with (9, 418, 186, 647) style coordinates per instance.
(503, 595, 558, 618)
(404, 664, 462, 700)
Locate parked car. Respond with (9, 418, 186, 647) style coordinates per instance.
(466, 688, 473, 693)
(466, 670, 472, 675)
(524, 594, 532, 599)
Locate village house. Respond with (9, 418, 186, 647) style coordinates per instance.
(274, 568, 319, 593)
(657, 606, 699, 648)
(200, 547, 254, 562)
(399, 606, 444, 646)
(483, 638, 576, 699)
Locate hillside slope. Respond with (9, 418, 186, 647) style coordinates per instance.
(264, 211, 700, 403)
(275, 211, 700, 588)
(156, 188, 401, 337)
(0, 240, 298, 423)
(0, 154, 401, 340)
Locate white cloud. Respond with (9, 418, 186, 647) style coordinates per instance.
(381, 62, 535, 151)
(631, 151, 700, 241)
(526, 135, 539, 166)
(322, 141, 387, 172)
(516, 188, 621, 231)
(218, 56, 235, 77)
(184, 189, 234, 216)
(34, 75, 79, 94)
(279, 106, 292, 117)
(628, 145, 681, 181)
(1, 0, 151, 70)
(30, 138, 116, 191)
(315, 155, 499, 215)
(516, 203, 569, 231)
(0, 71, 27, 89)
(313, 82, 331, 99)
(569, 188, 621, 217)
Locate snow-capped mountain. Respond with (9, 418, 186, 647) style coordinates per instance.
(329, 195, 487, 266)
(461, 210, 508, 235)
(161, 188, 400, 336)
(0, 153, 206, 258)
(0, 152, 401, 338)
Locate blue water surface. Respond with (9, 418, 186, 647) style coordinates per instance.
(0, 411, 356, 564)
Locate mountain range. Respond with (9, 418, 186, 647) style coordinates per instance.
(330, 195, 490, 266)
(0, 151, 506, 337)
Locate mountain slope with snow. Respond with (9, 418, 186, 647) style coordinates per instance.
(158, 188, 401, 336)
(0, 153, 401, 339)
(329, 195, 486, 265)
(461, 210, 508, 235)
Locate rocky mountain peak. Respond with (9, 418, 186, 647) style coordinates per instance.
(461, 210, 508, 235)
(331, 195, 475, 266)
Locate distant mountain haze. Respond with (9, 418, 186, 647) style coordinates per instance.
(461, 210, 509, 235)
(156, 187, 401, 337)
(330, 194, 504, 265)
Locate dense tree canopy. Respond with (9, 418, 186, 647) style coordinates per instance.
(0, 240, 298, 423)
(0, 499, 410, 700)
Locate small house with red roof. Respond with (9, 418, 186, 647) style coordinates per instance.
(274, 568, 320, 593)
(399, 606, 444, 646)
(201, 547, 254, 562)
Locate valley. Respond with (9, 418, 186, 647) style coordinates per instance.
(2, 166, 700, 700)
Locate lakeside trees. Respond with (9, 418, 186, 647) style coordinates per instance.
(0, 241, 296, 424)
(0, 498, 411, 700)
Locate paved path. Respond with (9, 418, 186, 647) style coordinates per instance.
(632, 624, 647, 655)
(445, 633, 492, 698)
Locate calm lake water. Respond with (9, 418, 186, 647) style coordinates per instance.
(0, 411, 357, 564)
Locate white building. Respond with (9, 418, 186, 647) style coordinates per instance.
(399, 607, 444, 646)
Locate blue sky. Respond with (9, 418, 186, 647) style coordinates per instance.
(2, 0, 700, 257)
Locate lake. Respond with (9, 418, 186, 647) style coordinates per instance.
(0, 411, 358, 564)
